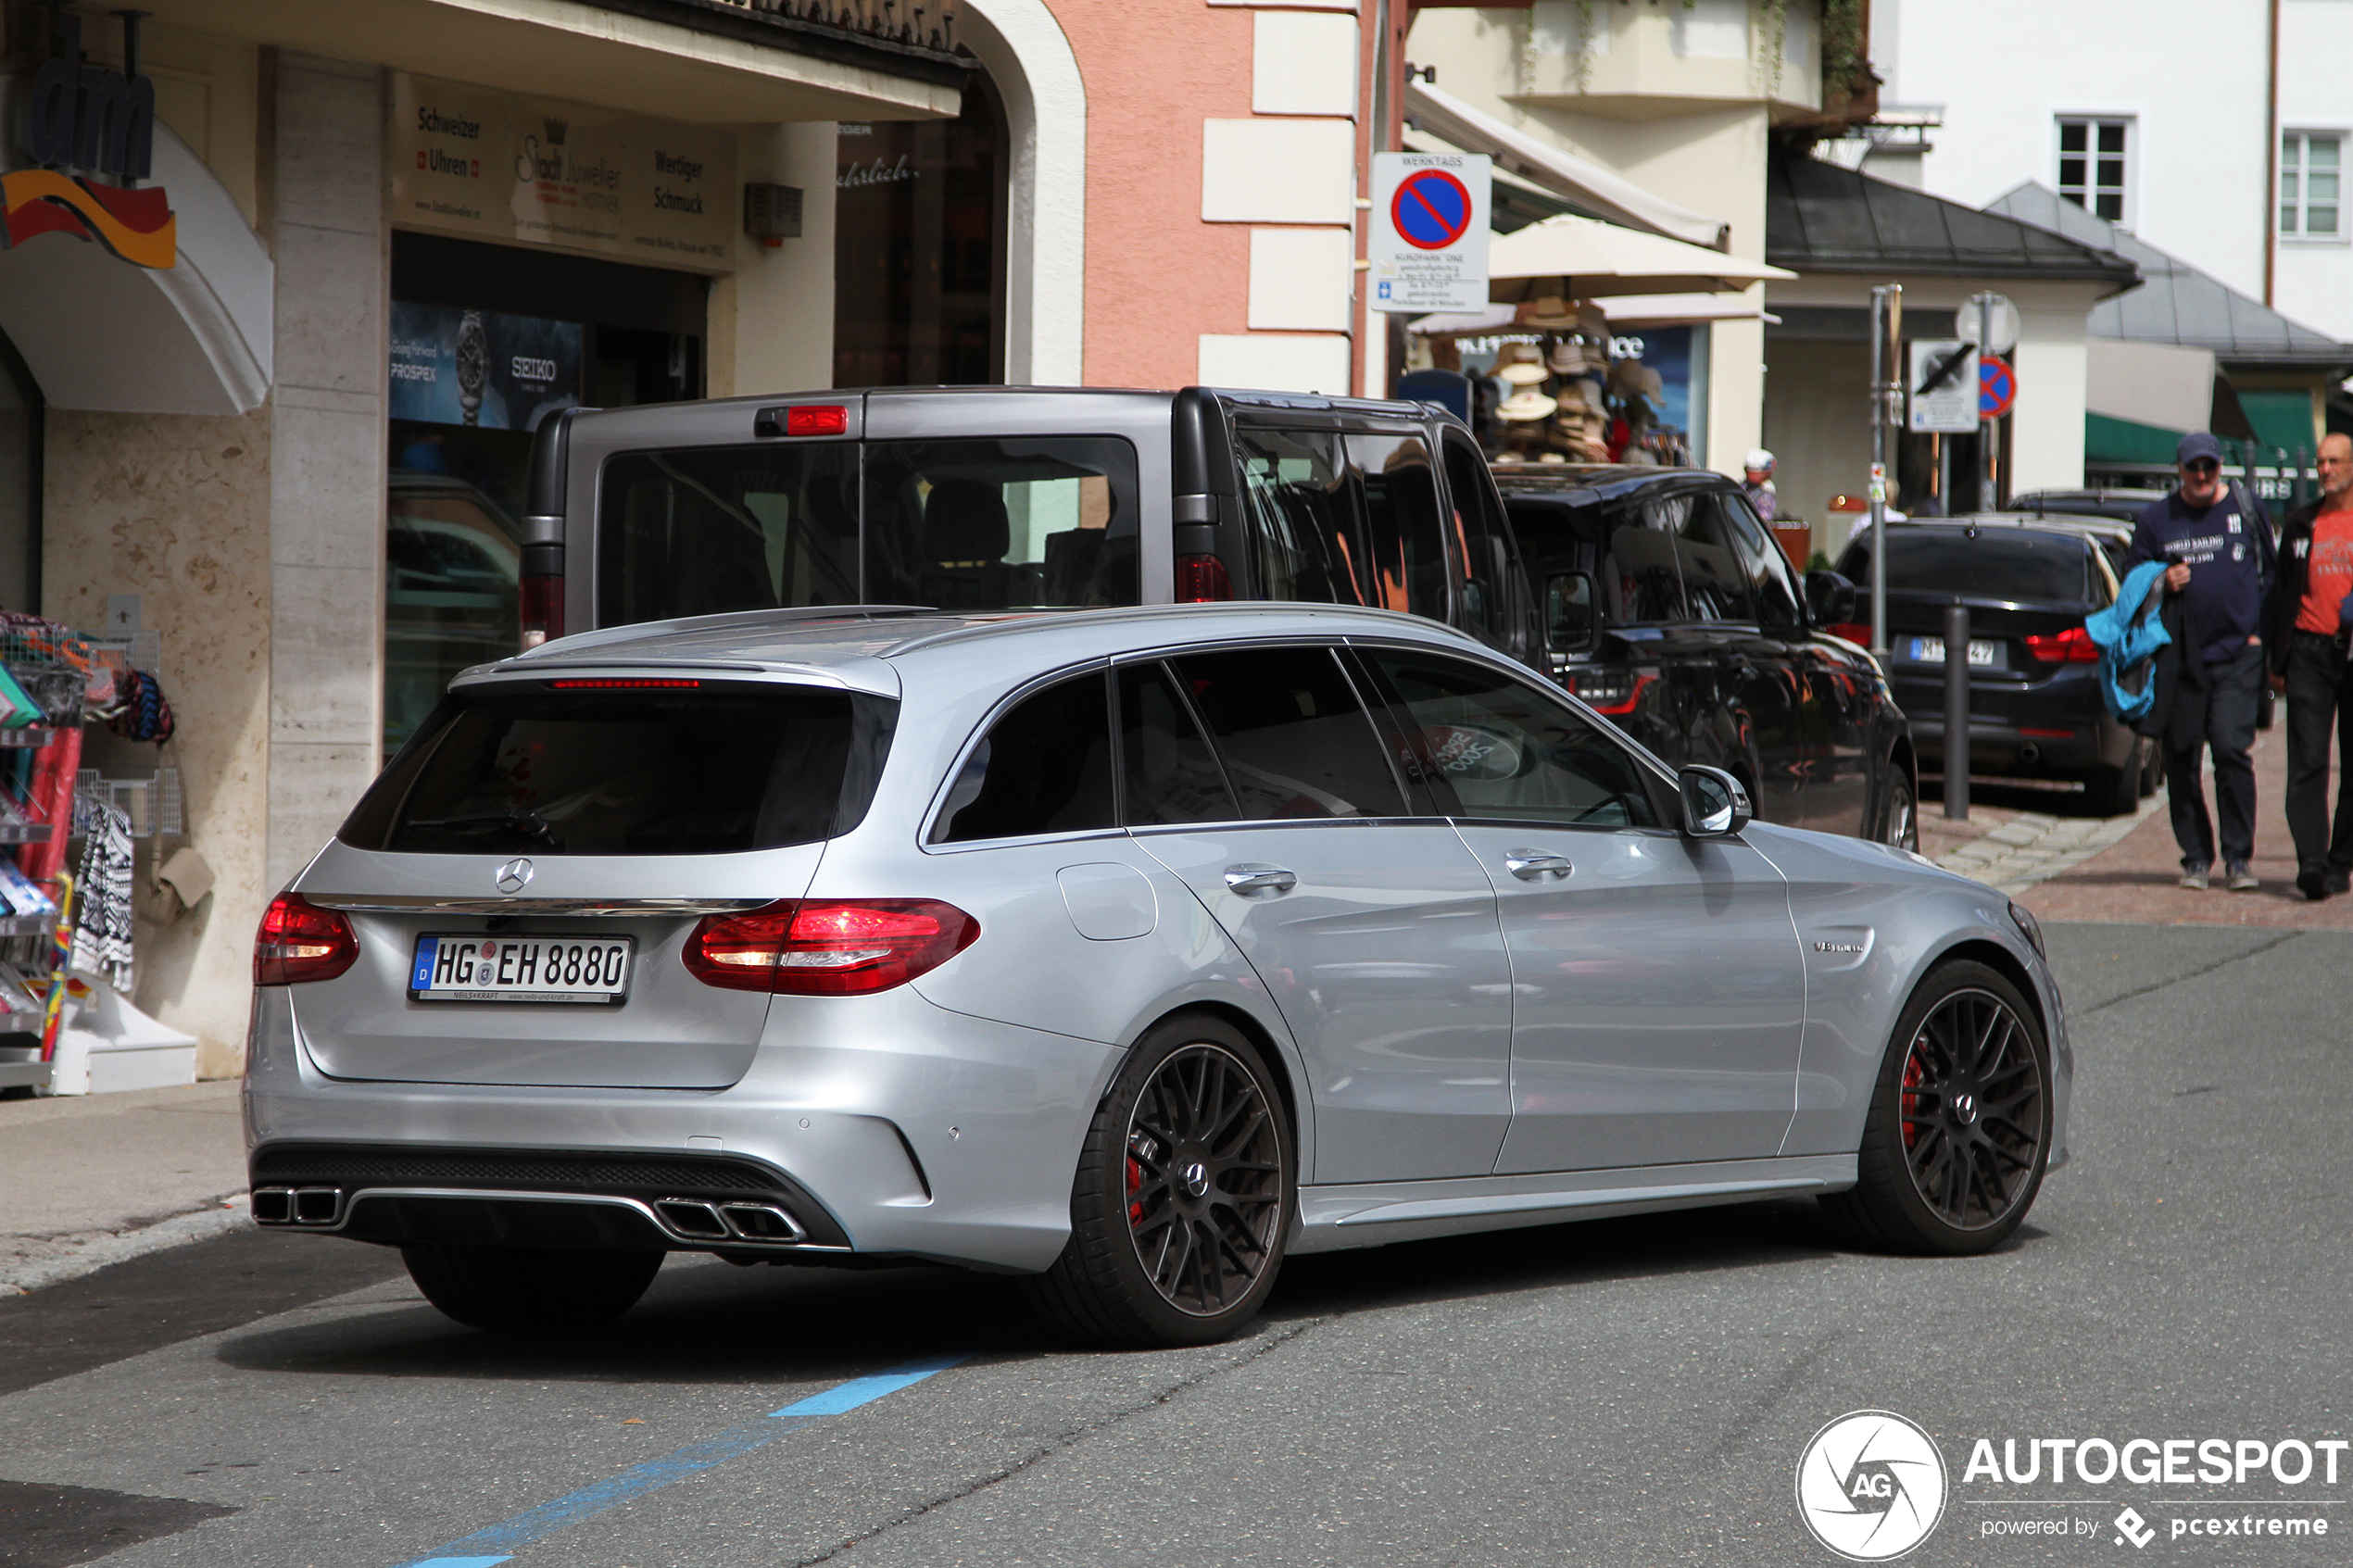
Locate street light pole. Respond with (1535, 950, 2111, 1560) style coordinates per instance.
(1868, 283, 1901, 658)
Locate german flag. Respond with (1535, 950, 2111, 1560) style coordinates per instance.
(0, 171, 176, 270)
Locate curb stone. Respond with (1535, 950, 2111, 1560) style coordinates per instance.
(1933, 787, 2167, 897)
(1, 1194, 251, 1297)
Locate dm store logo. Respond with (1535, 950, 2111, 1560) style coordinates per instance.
(1797, 1411, 1950, 1561)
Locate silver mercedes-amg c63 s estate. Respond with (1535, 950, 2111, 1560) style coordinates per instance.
(246, 603, 2070, 1347)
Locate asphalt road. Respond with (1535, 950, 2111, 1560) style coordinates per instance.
(2, 922, 2348, 1568)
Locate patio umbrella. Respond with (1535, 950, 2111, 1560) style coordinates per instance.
(1488, 213, 1793, 301)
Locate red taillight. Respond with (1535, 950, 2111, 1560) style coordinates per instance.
(2025, 625, 2099, 663)
(1825, 622, 1873, 646)
(1570, 669, 1655, 716)
(1176, 553, 1234, 603)
(786, 405, 849, 437)
(520, 571, 564, 650)
(682, 898, 978, 996)
(547, 678, 700, 689)
(254, 894, 359, 986)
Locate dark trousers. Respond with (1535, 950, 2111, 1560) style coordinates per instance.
(2166, 642, 2263, 871)
(2284, 630, 2353, 876)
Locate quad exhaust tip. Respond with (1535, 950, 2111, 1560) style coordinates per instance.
(253, 1186, 344, 1226)
(654, 1197, 808, 1246)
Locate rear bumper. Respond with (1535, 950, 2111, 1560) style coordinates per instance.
(243, 985, 1122, 1273)
(1892, 674, 2133, 777)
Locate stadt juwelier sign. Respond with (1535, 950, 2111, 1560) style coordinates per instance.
(390, 74, 735, 270)
(1, 12, 175, 270)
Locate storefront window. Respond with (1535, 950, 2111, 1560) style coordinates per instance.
(0, 332, 39, 616)
(835, 77, 1006, 387)
(384, 233, 706, 748)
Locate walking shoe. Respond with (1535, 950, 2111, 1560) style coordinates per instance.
(2179, 865, 2209, 890)
(2331, 868, 2352, 897)
(2226, 864, 2260, 893)
(2298, 865, 2330, 901)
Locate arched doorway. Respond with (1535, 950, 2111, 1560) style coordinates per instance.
(833, 72, 1008, 387)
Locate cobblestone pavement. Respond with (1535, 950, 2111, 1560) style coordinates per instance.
(1919, 781, 2167, 896)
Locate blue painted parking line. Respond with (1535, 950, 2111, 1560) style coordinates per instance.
(386, 1352, 966, 1568)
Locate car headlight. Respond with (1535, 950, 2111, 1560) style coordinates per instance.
(2008, 899, 2046, 960)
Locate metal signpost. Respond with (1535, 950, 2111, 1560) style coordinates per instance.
(1907, 339, 1980, 436)
(1961, 291, 2019, 512)
(1867, 284, 1903, 658)
(1368, 152, 1491, 313)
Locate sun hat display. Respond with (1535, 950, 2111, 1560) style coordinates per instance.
(1497, 359, 1550, 386)
(1548, 336, 1603, 375)
(1497, 389, 1559, 422)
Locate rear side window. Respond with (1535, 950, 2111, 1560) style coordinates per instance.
(340, 684, 895, 855)
(934, 671, 1116, 843)
(1718, 494, 1806, 634)
(863, 437, 1140, 611)
(1364, 649, 1660, 829)
(1441, 435, 1517, 648)
(1595, 504, 1686, 622)
(598, 445, 860, 628)
(1119, 662, 1239, 825)
(1660, 494, 1757, 622)
(1236, 426, 1364, 605)
(1171, 646, 1407, 820)
(1347, 433, 1447, 618)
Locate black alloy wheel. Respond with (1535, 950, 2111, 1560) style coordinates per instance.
(1024, 1013, 1294, 1347)
(1878, 770, 1919, 852)
(401, 1243, 663, 1333)
(1821, 960, 2052, 1255)
(1122, 1044, 1286, 1315)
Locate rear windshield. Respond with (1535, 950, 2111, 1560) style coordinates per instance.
(339, 683, 896, 856)
(1837, 531, 2095, 605)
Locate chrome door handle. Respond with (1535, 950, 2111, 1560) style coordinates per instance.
(1223, 864, 1297, 896)
(1504, 850, 1574, 881)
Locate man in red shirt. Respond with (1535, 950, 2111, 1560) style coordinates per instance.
(2270, 432, 2353, 899)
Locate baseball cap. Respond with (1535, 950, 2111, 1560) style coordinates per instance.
(1744, 448, 1776, 472)
(2176, 432, 2223, 467)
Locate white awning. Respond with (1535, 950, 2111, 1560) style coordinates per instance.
(2085, 339, 2216, 433)
(1488, 213, 1793, 298)
(1405, 82, 1730, 250)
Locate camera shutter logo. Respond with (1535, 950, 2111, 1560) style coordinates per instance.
(1795, 1411, 1948, 1561)
(494, 858, 534, 895)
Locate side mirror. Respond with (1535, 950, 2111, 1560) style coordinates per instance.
(1545, 571, 1598, 653)
(1679, 764, 1753, 837)
(1805, 569, 1856, 627)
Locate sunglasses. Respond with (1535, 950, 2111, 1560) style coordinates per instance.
(2182, 459, 2221, 475)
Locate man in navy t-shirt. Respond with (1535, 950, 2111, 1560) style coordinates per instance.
(2124, 432, 2275, 891)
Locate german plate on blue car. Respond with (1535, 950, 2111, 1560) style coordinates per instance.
(408, 935, 633, 1004)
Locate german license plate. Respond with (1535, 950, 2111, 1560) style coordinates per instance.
(409, 935, 634, 1004)
(1911, 636, 2000, 668)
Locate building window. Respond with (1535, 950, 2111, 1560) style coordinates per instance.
(2057, 118, 2130, 222)
(2281, 132, 2342, 239)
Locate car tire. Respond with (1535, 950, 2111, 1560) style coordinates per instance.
(402, 1243, 663, 1334)
(1023, 1012, 1295, 1348)
(1876, 769, 1919, 851)
(2082, 763, 2135, 818)
(1819, 960, 2053, 1257)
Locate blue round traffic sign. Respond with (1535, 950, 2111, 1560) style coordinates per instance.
(1391, 169, 1474, 251)
(1978, 356, 2016, 420)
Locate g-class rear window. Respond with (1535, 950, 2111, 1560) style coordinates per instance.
(338, 683, 897, 856)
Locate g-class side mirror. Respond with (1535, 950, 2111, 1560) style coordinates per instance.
(1805, 570, 1856, 627)
(1546, 571, 1598, 654)
(1679, 765, 1753, 837)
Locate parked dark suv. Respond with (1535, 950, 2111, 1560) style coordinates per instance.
(1494, 464, 1919, 846)
(519, 385, 1535, 665)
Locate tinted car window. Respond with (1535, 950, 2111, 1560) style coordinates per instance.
(1836, 531, 2096, 604)
(1441, 435, 1516, 647)
(1596, 503, 1687, 622)
(935, 671, 1115, 843)
(1348, 433, 1447, 619)
(864, 437, 1140, 611)
(1119, 662, 1239, 825)
(341, 684, 895, 855)
(1237, 426, 1364, 605)
(1718, 493, 1806, 633)
(598, 445, 860, 628)
(1364, 650, 1659, 829)
(1172, 646, 1408, 820)
(1664, 494, 1757, 621)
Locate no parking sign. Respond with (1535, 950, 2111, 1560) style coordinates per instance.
(1369, 152, 1491, 313)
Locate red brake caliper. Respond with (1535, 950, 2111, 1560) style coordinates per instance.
(1900, 1050, 1925, 1150)
(1126, 1154, 1144, 1226)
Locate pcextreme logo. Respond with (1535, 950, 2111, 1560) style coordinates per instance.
(1797, 1411, 1951, 1561)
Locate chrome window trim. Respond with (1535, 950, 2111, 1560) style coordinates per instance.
(303, 896, 772, 917)
(919, 658, 1116, 850)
